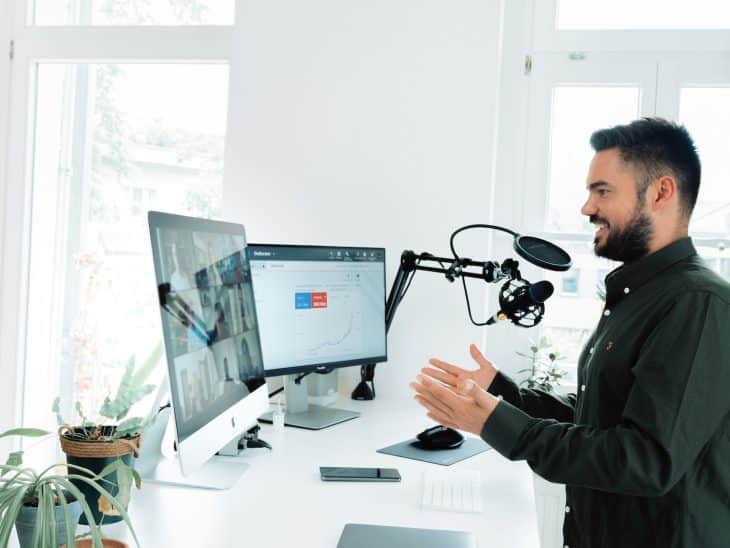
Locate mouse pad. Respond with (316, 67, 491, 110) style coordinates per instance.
(377, 437, 490, 466)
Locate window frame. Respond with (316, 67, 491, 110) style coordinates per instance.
(533, 0, 730, 52)
(0, 0, 234, 431)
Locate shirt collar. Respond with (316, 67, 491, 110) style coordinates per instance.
(604, 237, 696, 306)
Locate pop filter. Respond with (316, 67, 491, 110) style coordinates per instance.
(449, 224, 572, 273)
(513, 235, 572, 272)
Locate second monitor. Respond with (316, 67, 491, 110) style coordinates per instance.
(248, 244, 387, 429)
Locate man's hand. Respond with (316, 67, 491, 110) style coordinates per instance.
(422, 343, 498, 391)
(410, 373, 501, 436)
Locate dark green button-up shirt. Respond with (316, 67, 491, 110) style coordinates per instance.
(480, 238, 730, 548)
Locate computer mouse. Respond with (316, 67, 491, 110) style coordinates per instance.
(413, 425, 465, 450)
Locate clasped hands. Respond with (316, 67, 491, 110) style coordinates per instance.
(410, 343, 502, 436)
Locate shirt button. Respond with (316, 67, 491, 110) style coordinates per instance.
(588, 347, 594, 354)
(623, 287, 630, 294)
(603, 309, 611, 317)
(580, 385, 586, 392)
(565, 505, 571, 513)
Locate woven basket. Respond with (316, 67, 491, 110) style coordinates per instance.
(58, 425, 141, 458)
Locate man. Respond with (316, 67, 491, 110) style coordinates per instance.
(411, 118, 730, 548)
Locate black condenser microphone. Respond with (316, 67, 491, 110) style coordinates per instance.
(486, 279, 554, 328)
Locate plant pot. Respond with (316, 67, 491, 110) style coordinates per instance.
(15, 499, 82, 548)
(69, 538, 129, 548)
(59, 426, 141, 526)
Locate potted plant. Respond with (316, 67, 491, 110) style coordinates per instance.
(0, 427, 137, 548)
(516, 336, 568, 393)
(54, 344, 162, 526)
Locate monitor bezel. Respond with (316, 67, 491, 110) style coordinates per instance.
(247, 242, 388, 377)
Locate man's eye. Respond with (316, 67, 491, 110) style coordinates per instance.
(597, 189, 609, 197)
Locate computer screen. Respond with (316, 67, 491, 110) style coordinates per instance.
(148, 212, 266, 444)
(247, 244, 387, 376)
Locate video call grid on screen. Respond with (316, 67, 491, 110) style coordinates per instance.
(148, 212, 265, 442)
(247, 244, 387, 376)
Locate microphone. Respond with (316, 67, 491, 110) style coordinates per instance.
(486, 279, 554, 328)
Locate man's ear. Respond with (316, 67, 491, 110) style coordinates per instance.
(650, 175, 678, 212)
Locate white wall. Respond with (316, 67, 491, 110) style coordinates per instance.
(224, 0, 506, 400)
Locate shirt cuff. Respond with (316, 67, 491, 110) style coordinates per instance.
(486, 371, 514, 397)
(480, 399, 532, 458)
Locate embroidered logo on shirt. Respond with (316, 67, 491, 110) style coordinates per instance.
(606, 341, 614, 351)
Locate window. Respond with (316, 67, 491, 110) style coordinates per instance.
(27, 62, 228, 424)
(3, 0, 234, 435)
(517, 3, 730, 379)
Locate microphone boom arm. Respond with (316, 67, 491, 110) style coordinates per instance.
(351, 250, 523, 400)
(351, 225, 570, 400)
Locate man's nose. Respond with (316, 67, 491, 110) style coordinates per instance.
(581, 196, 596, 217)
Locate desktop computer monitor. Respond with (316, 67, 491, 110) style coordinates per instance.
(147, 211, 268, 483)
(247, 244, 386, 429)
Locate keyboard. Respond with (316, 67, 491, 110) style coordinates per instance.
(421, 469, 484, 513)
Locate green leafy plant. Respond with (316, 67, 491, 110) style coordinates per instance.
(0, 428, 139, 548)
(516, 336, 568, 392)
(54, 343, 163, 442)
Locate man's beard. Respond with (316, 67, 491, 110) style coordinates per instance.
(591, 207, 653, 263)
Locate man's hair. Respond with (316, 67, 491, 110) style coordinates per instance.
(589, 117, 701, 218)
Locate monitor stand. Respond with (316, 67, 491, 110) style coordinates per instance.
(259, 374, 360, 430)
(137, 405, 249, 490)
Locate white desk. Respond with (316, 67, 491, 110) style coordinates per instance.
(13, 397, 540, 547)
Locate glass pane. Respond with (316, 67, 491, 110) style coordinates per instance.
(546, 87, 640, 233)
(557, 0, 730, 30)
(26, 63, 228, 428)
(33, 0, 234, 25)
(680, 88, 730, 236)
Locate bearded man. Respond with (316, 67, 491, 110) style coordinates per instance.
(411, 118, 730, 548)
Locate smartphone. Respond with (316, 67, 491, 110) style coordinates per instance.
(319, 466, 401, 482)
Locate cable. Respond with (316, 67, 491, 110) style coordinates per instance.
(449, 224, 517, 260)
(448, 225, 517, 326)
(397, 269, 417, 306)
(460, 275, 490, 327)
(392, 255, 421, 313)
(269, 367, 333, 398)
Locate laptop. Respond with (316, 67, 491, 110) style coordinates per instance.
(336, 523, 477, 548)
